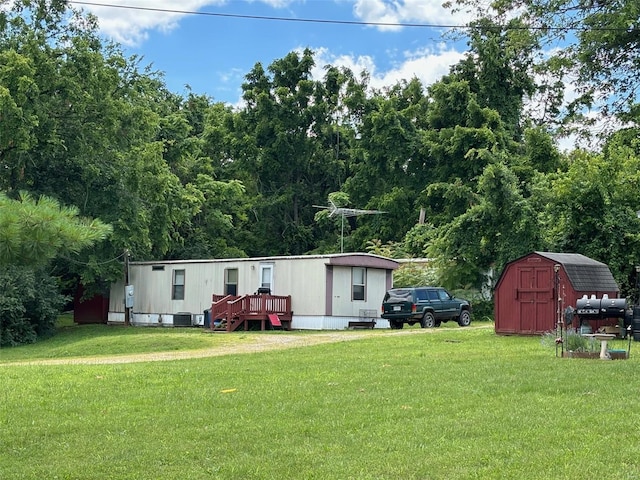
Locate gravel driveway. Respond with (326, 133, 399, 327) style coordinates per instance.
(1, 325, 491, 366)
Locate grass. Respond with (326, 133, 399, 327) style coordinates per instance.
(0, 322, 217, 361)
(1, 323, 639, 479)
(0, 316, 307, 362)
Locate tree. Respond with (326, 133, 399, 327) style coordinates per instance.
(0, 0, 220, 293)
(449, 16, 538, 140)
(424, 79, 511, 186)
(456, 0, 640, 130)
(533, 0, 639, 119)
(342, 78, 430, 249)
(162, 99, 256, 259)
(427, 162, 540, 289)
(0, 192, 111, 267)
(0, 192, 111, 345)
(0, 265, 66, 346)
(532, 137, 640, 293)
(233, 49, 350, 255)
(166, 175, 249, 260)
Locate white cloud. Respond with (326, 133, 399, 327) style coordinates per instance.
(310, 47, 377, 81)
(1, 0, 15, 12)
(74, 0, 301, 45)
(311, 45, 464, 93)
(226, 45, 463, 109)
(353, 0, 473, 30)
(373, 45, 464, 90)
(353, 0, 403, 31)
(77, 0, 473, 45)
(74, 0, 221, 45)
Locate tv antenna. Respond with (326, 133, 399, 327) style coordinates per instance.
(313, 200, 386, 253)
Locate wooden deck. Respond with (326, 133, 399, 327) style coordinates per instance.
(210, 294, 293, 332)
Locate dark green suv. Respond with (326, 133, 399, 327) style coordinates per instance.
(381, 287, 472, 329)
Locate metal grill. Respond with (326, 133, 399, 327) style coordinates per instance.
(575, 295, 627, 319)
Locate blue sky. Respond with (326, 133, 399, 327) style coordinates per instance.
(70, 0, 471, 105)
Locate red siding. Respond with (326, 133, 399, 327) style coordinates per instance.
(74, 286, 109, 324)
(495, 253, 618, 335)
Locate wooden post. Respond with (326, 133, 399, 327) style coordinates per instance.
(124, 249, 131, 326)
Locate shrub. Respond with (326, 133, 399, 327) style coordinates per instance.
(392, 262, 438, 287)
(0, 266, 67, 347)
(541, 328, 600, 353)
(468, 297, 493, 322)
(450, 290, 493, 321)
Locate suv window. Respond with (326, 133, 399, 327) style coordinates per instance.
(438, 290, 450, 300)
(427, 290, 439, 301)
(385, 289, 412, 302)
(415, 289, 428, 301)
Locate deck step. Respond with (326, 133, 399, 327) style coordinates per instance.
(268, 313, 282, 328)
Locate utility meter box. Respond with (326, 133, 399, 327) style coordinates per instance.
(125, 285, 134, 308)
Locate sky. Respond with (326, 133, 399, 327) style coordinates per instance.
(68, 0, 474, 106)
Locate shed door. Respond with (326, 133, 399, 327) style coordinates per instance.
(517, 266, 553, 333)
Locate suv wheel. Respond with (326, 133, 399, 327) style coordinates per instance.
(458, 310, 471, 327)
(421, 312, 435, 328)
(389, 320, 404, 329)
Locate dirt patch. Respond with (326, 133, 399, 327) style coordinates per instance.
(1, 325, 491, 366)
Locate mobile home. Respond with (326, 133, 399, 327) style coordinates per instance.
(108, 253, 399, 330)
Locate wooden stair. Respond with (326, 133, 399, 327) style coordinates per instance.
(210, 294, 293, 332)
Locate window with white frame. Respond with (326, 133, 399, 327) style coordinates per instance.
(352, 267, 366, 301)
(172, 269, 185, 300)
(225, 268, 238, 295)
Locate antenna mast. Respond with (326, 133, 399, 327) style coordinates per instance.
(313, 200, 386, 253)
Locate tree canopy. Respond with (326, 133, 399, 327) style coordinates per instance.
(3, 0, 640, 344)
(0, 192, 111, 267)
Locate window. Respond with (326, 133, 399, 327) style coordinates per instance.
(259, 264, 273, 292)
(352, 267, 366, 301)
(172, 269, 185, 300)
(225, 268, 238, 296)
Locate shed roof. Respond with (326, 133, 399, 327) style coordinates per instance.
(535, 251, 619, 292)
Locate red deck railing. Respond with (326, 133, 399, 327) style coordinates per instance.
(211, 294, 234, 321)
(210, 294, 293, 332)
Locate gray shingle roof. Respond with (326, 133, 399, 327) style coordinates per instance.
(535, 251, 619, 292)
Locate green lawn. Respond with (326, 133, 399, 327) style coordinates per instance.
(1, 324, 638, 479)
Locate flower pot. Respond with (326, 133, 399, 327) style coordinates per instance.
(609, 349, 628, 360)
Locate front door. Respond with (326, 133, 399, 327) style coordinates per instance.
(259, 264, 274, 293)
(517, 266, 553, 333)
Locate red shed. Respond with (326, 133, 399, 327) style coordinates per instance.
(73, 285, 108, 325)
(494, 251, 619, 335)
